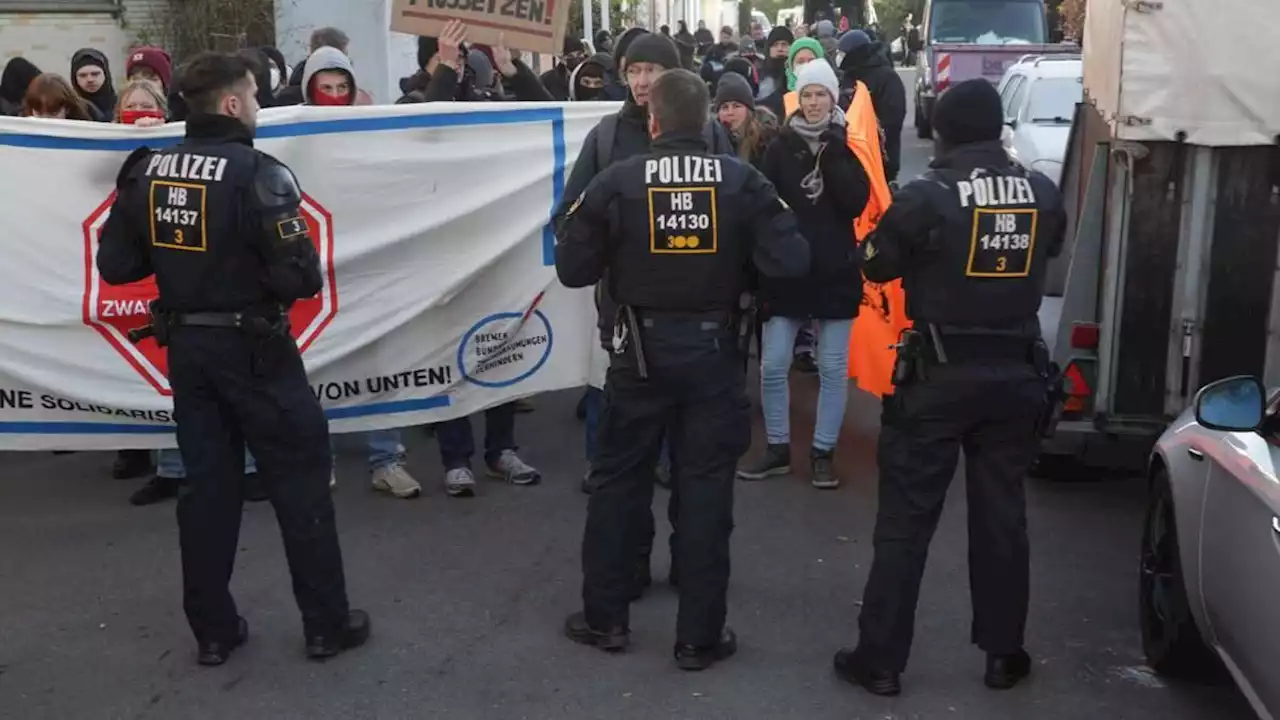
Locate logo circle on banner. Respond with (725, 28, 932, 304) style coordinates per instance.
(456, 310, 554, 389)
(82, 190, 339, 396)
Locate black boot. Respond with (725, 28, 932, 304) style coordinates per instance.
(628, 558, 652, 601)
(113, 449, 153, 480)
(197, 616, 248, 667)
(984, 649, 1032, 689)
(674, 627, 738, 671)
(305, 610, 372, 660)
(242, 472, 269, 503)
(736, 443, 791, 480)
(129, 475, 179, 506)
(833, 647, 902, 696)
(810, 447, 840, 489)
(563, 611, 629, 652)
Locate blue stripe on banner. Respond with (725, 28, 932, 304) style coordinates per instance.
(0, 107, 570, 266)
(0, 395, 451, 434)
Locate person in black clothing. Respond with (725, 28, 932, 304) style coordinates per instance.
(556, 68, 809, 670)
(757, 26, 793, 119)
(96, 51, 370, 667)
(837, 30, 907, 182)
(398, 21, 553, 104)
(0, 57, 40, 116)
(237, 48, 278, 110)
(738, 59, 869, 490)
(540, 36, 588, 100)
(71, 48, 115, 121)
(834, 79, 1067, 697)
(568, 53, 616, 100)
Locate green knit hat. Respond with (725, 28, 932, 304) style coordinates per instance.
(786, 38, 826, 91)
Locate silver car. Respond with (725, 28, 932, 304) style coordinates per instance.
(1142, 375, 1279, 720)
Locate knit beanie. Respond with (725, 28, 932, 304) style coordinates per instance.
(766, 26, 794, 47)
(126, 47, 173, 92)
(714, 72, 755, 109)
(624, 33, 681, 69)
(613, 27, 650, 68)
(785, 38, 825, 91)
(723, 56, 758, 94)
(933, 78, 1005, 144)
(794, 58, 839, 101)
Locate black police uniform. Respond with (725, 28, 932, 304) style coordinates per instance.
(555, 129, 809, 666)
(96, 113, 368, 664)
(835, 82, 1066, 693)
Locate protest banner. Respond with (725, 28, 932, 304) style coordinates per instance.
(0, 101, 618, 451)
(390, 0, 570, 55)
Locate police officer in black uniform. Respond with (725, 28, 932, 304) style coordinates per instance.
(555, 68, 809, 670)
(96, 51, 370, 666)
(833, 78, 1066, 695)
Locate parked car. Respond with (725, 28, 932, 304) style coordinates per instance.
(1141, 375, 1279, 720)
(995, 54, 1082, 185)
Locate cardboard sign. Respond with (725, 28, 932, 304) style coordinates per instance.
(390, 0, 569, 56)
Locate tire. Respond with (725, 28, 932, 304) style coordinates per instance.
(1139, 468, 1217, 678)
(916, 98, 932, 139)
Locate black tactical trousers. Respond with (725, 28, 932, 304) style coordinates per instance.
(583, 315, 750, 647)
(855, 362, 1044, 673)
(168, 327, 350, 645)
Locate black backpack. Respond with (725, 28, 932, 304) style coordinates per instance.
(594, 113, 734, 172)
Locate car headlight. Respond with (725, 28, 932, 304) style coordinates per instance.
(1030, 159, 1063, 185)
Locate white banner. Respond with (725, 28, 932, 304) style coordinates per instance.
(0, 102, 620, 451)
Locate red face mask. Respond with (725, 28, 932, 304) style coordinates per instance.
(311, 90, 351, 106)
(121, 109, 165, 125)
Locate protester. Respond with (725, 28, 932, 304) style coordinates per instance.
(757, 27, 793, 119)
(114, 79, 167, 126)
(693, 19, 715, 49)
(21, 73, 94, 121)
(70, 48, 115, 122)
(0, 57, 40, 116)
(259, 46, 291, 96)
(715, 73, 777, 170)
(740, 59, 869, 489)
(238, 48, 279, 110)
(568, 53, 616, 100)
(541, 36, 587, 101)
(594, 29, 614, 55)
(837, 30, 907, 182)
(674, 20, 696, 48)
(279, 27, 373, 105)
(126, 47, 173, 94)
(301, 46, 360, 106)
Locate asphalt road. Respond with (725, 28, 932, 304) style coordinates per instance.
(0, 70, 1257, 720)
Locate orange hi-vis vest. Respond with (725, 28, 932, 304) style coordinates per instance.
(783, 83, 909, 396)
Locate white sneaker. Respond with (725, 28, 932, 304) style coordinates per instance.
(485, 449, 541, 486)
(444, 467, 477, 497)
(330, 469, 337, 490)
(371, 463, 422, 499)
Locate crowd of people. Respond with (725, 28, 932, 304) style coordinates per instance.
(0, 15, 906, 504)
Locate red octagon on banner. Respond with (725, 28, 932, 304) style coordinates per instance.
(82, 191, 338, 396)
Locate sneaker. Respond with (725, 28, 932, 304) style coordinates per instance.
(330, 469, 337, 490)
(130, 475, 179, 506)
(791, 354, 819, 375)
(371, 463, 421, 499)
(485, 449, 541, 486)
(654, 462, 672, 489)
(581, 467, 595, 495)
(113, 449, 154, 480)
(737, 443, 791, 480)
(444, 467, 477, 497)
(811, 448, 840, 489)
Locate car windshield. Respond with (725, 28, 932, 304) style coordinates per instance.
(930, 1, 1047, 44)
(1026, 77, 1082, 123)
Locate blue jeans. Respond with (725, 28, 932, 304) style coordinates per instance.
(436, 403, 517, 469)
(761, 316, 853, 451)
(585, 385, 670, 468)
(157, 429, 404, 477)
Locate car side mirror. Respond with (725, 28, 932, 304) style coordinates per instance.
(1194, 375, 1264, 432)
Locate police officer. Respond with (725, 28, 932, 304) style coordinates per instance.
(832, 78, 1066, 695)
(555, 68, 809, 670)
(96, 51, 370, 666)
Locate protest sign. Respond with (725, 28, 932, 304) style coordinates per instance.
(390, 0, 570, 55)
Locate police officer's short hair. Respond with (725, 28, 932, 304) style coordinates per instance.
(310, 27, 350, 53)
(178, 52, 256, 116)
(649, 69, 708, 136)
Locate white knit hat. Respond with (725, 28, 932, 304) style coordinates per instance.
(794, 59, 839, 101)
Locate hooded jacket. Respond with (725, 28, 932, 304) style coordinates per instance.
(71, 48, 115, 122)
(839, 41, 907, 180)
(238, 48, 277, 110)
(0, 57, 40, 116)
(567, 53, 615, 101)
(302, 46, 359, 105)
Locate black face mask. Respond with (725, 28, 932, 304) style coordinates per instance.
(563, 54, 585, 72)
(576, 85, 602, 101)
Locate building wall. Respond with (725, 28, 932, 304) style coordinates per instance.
(0, 1, 164, 83)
